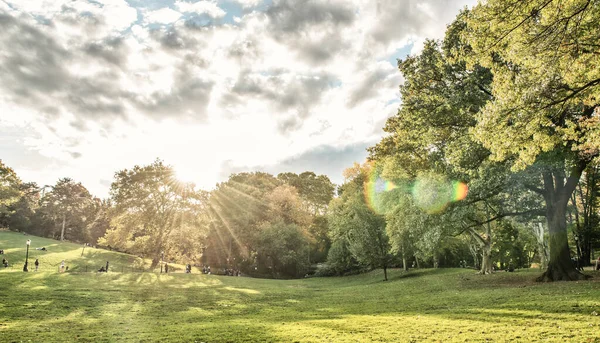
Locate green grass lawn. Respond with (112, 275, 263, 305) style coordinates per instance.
(2, 232, 600, 342)
(0, 231, 184, 273)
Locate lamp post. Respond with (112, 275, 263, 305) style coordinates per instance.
(23, 239, 31, 272)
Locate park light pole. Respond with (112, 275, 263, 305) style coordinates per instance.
(23, 239, 31, 272)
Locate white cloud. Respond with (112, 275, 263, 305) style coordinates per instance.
(175, 1, 226, 18)
(144, 7, 182, 24)
(230, 0, 263, 8)
(0, 0, 476, 196)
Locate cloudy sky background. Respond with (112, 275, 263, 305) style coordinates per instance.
(0, 0, 476, 197)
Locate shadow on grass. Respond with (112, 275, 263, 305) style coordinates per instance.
(3, 268, 600, 342)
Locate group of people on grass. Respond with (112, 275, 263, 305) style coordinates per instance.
(223, 268, 241, 277)
(1, 246, 43, 270)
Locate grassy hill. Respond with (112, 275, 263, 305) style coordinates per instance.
(1, 231, 600, 342)
(0, 231, 180, 273)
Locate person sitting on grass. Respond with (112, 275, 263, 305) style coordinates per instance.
(98, 266, 106, 272)
(2, 258, 8, 268)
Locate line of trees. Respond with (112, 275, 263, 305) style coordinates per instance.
(2, 0, 599, 282)
(0, 159, 336, 278)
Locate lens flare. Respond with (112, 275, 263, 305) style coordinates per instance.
(411, 178, 469, 214)
(453, 181, 469, 201)
(362, 168, 469, 215)
(364, 177, 397, 214)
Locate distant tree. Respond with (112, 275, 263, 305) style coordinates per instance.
(328, 164, 391, 281)
(0, 160, 22, 228)
(255, 221, 310, 278)
(277, 172, 335, 215)
(6, 182, 40, 233)
(100, 160, 209, 267)
(40, 178, 93, 241)
(277, 172, 335, 264)
(206, 172, 281, 269)
(85, 199, 112, 245)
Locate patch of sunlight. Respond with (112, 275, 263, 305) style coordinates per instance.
(168, 280, 214, 288)
(101, 303, 140, 318)
(0, 322, 15, 331)
(223, 286, 260, 295)
(29, 285, 48, 291)
(21, 272, 50, 280)
(134, 273, 159, 285)
(182, 307, 216, 316)
(285, 299, 300, 303)
(215, 299, 247, 309)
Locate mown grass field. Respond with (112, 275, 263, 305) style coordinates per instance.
(2, 232, 600, 342)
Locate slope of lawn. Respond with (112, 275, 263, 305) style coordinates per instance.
(0, 231, 153, 273)
(2, 232, 600, 342)
(0, 231, 188, 273)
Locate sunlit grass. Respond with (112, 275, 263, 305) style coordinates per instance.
(2, 231, 600, 342)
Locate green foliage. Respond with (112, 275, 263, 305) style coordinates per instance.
(101, 159, 209, 265)
(0, 160, 23, 226)
(466, 0, 600, 169)
(206, 171, 327, 277)
(327, 164, 391, 279)
(317, 238, 361, 276)
(492, 221, 538, 270)
(255, 221, 310, 278)
(37, 178, 94, 242)
(277, 172, 335, 215)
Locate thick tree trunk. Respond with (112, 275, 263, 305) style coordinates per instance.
(469, 217, 492, 275)
(480, 241, 493, 274)
(537, 169, 589, 282)
(150, 257, 159, 269)
(415, 256, 420, 269)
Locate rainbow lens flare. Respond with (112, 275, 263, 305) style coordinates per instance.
(411, 178, 469, 214)
(452, 181, 469, 201)
(363, 169, 468, 215)
(364, 177, 397, 214)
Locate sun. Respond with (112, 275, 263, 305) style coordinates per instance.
(174, 166, 197, 185)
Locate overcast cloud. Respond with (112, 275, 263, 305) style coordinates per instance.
(0, 0, 476, 196)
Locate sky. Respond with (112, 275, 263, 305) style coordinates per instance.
(0, 0, 476, 197)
